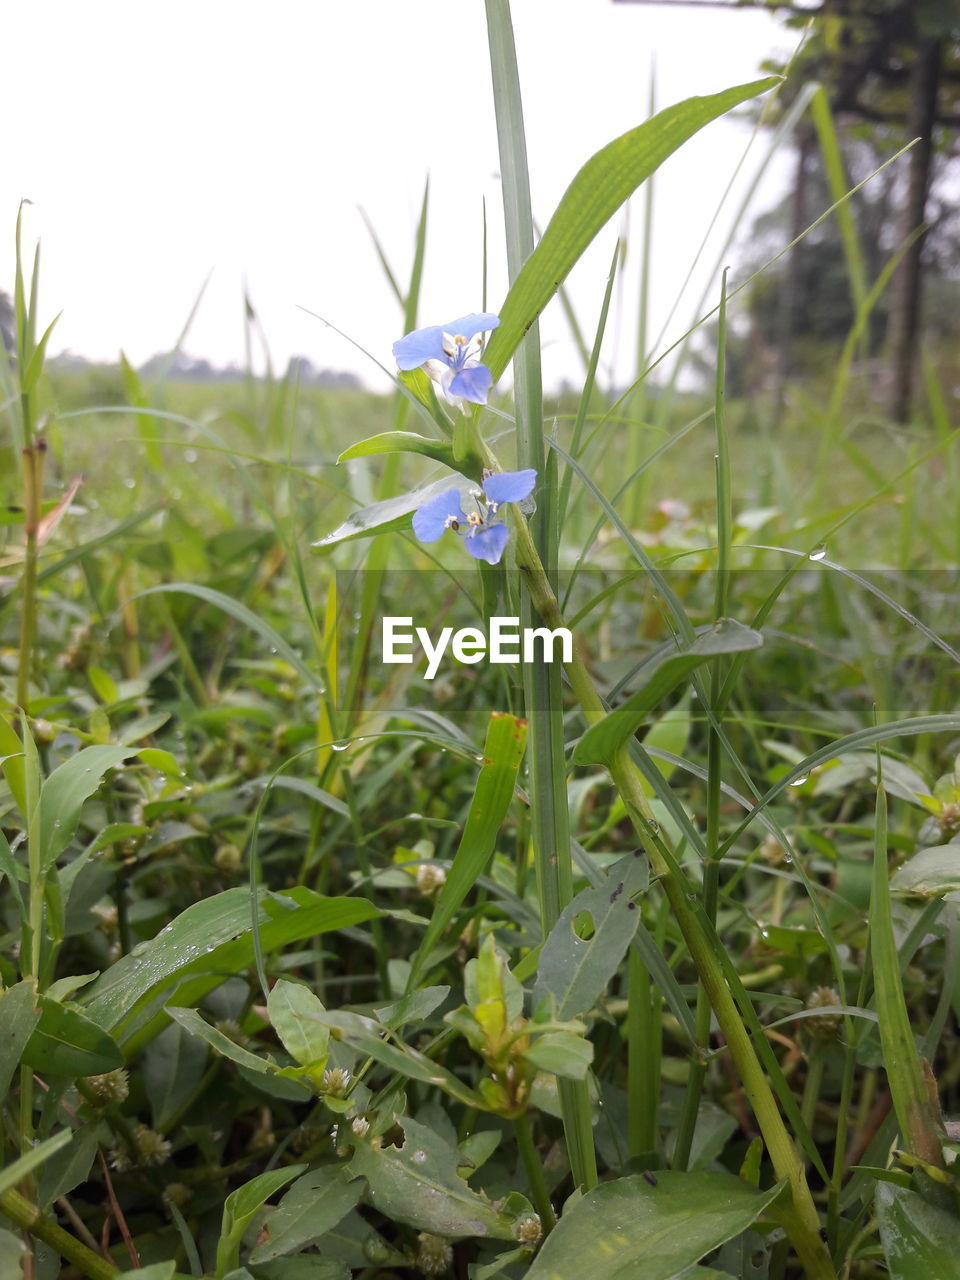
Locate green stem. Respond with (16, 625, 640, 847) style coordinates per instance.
(484, 0, 596, 1195)
(802, 1045, 825, 1134)
(16, 440, 43, 712)
(513, 1111, 556, 1234)
(627, 945, 661, 1160)
(509, 512, 836, 1279)
(0, 1186, 119, 1280)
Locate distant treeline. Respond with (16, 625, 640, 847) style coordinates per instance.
(0, 292, 363, 389)
(49, 348, 364, 390)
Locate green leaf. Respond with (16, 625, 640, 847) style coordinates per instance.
(397, 366, 454, 436)
(0, 1230, 27, 1280)
(216, 1165, 306, 1279)
(20, 310, 61, 394)
(0, 1131, 72, 1197)
(313, 473, 488, 547)
(81, 887, 380, 1046)
(312, 476, 471, 549)
(484, 78, 779, 382)
(0, 982, 41, 1104)
(164, 1007, 308, 1098)
(38, 1125, 102, 1209)
(291, 1209, 403, 1271)
(876, 1183, 960, 1279)
(890, 845, 960, 898)
(347, 1116, 515, 1240)
(310, 1010, 481, 1108)
(0, 827, 25, 918)
(115, 1266, 178, 1280)
(375, 985, 450, 1030)
(22, 996, 123, 1076)
(267, 979, 330, 1069)
(522, 1031, 593, 1079)
(249, 1165, 363, 1263)
(143, 1019, 211, 1130)
(524, 1172, 783, 1280)
(337, 431, 458, 470)
(0, 714, 28, 816)
(36, 745, 137, 872)
(573, 621, 763, 767)
(137, 747, 182, 777)
(252, 1262, 349, 1280)
(534, 851, 648, 1020)
(871, 780, 943, 1166)
(136, 583, 320, 690)
(408, 711, 527, 987)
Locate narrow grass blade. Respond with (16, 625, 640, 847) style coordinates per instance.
(870, 765, 943, 1167)
(484, 77, 779, 382)
(574, 621, 762, 768)
(135, 582, 322, 690)
(407, 712, 527, 989)
(0, 1131, 72, 1198)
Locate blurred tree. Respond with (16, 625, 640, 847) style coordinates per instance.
(615, 0, 960, 420)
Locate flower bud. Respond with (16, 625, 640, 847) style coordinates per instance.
(322, 1066, 351, 1098)
(351, 1115, 370, 1139)
(213, 843, 243, 874)
(805, 986, 842, 1039)
(85, 1068, 129, 1105)
(513, 1212, 543, 1249)
(416, 863, 447, 896)
(416, 1233, 454, 1275)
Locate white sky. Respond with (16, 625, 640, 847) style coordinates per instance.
(3, 1, 796, 392)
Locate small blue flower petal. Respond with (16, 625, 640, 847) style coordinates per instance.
(393, 325, 446, 371)
(464, 522, 510, 564)
(412, 489, 466, 543)
(448, 363, 494, 406)
(483, 469, 537, 506)
(443, 313, 500, 341)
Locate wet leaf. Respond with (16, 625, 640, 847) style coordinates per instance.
(347, 1116, 515, 1240)
(250, 1165, 363, 1263)
(524, 1171, 783, 1280)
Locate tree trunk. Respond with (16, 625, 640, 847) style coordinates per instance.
(887, 37, 942, 423)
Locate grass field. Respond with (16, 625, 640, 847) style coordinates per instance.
(3, 15, 960, 1278)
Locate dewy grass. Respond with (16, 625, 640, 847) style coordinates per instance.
(3, 8, 960, 1279)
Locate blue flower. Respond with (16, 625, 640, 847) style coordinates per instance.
(412, 468, 536, 565)
(393, 313, 500, 408)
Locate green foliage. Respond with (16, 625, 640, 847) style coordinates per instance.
(3, 16, 960, 1280)
(524, 1172, 783, 1280)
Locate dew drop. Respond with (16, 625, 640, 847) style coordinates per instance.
(808, 546, 827, 562)
(184, 448, 198, 463)
(411, 1149, 427, 1164)
(789, 775, 809, 787)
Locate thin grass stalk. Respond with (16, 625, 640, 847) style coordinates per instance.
(557, 240, 619, 530)
(16, 438, 42, 711)
(869, 763, 944, 1168)
(674, 274, 732, 1170)
(484, 0, 596, 1192)
(508, 512, 835, 1277)
(626, 944, 661, 1160)
(627, 63, 656, 528)
(14, 211, 40, 712)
